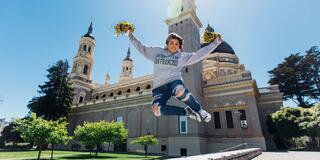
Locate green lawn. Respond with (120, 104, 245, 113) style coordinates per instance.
(0, 150, 168, 160)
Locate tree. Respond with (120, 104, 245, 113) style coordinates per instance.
(74, 121, 128, 157)
(28, 60, 73, 120)
(130, 135, 158, 158)
(303, 46, 320, 102)
(266, 107, 304, 149)
(106, 122, 128, 152)
(14, 113, 52, 160)
(47, 119, 72, 160)
(14, 113, 71, 160)
(297, 105, 320, 147)
(268, 53, 316, 108)
(0, 122, 24, 150)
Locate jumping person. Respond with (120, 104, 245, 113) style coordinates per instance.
(126, 29, 222, 122)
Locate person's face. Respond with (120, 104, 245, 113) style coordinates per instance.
(167, 39, 180, 54)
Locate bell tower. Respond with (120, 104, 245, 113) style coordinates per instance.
(119, 47, 133, 83)
(70, 22, 96, 105)
(71, 22, 95, 84)
(165, 0, 203, 99)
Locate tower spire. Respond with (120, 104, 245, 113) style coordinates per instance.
(119, 46, 133, 82)
(127, 46, 131, 58)
(88, 22, 93, 34)
(206, 23, 215, 32)
(123, 46, 132, 61)
(82, 22, 95, 39)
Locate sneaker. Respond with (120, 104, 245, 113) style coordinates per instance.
(198, 109, 212, 122)
(185, 106, 202, 122)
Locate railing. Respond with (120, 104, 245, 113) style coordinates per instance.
(72, 90, 152, 108)
(219, 143, 248, 152)
(207, 71, 252, 85)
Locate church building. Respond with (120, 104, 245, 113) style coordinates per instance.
(66, 0, 283, 156)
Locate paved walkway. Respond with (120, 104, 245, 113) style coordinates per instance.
(169, 148, 261, 160)
(253, 151, 320, 160)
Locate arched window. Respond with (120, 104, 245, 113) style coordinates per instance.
(136, 87, 141, 91)
(118, 91, 122, 95)
(102, 94, 106, 98)
(78, 91, 86, 103)
(79, 96, 84, 103)
(83, 65, 89, 75)
(146, 84, 151, 89)
(127, 89, 131, 93)
(88, 46, 91, 53)
(95, 96, 99, 100)
(83, 45, 87, 51)
(109, 92, 114, 97)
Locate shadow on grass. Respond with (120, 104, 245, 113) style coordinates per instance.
(58, 154, 170, 160)
(60, 155, 116, 159)
(23, 155, 115, 160)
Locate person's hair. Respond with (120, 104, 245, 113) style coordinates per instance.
(165, 33, 183, 49)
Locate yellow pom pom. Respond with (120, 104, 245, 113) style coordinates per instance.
(114, 21, 135, 37)
(202, 29, 222, 43)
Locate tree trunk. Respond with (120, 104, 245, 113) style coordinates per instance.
(144, 145, 147, 158)
(96, 144, 99, 157)
(51, 144, 54, 160)
(310, 136, 318, 147)
(12, 142, 16, 151)
(37, 145, 42, 160)
(297, 96, 308, 108)
(108, 142, 110, 152)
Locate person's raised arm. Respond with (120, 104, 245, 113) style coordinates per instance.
(179, 37, 222, 66)
(127, 30, 160, 62)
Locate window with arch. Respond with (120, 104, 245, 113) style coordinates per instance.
(83, 65, 89, 75)
(88, 46, 91, 53)
(79, 96, 84, 103)
(146, 84, 151, 89)
(78, 91, 86, 104)
(72, 63, 78, 73)
(109, 92, 114, 97)
(118, 91, 122, 95)
(220, 69, 226, 76)
(102, 94, 106, 98)
(135, 87, 141, 91)
(95, 96, 99, 100)
(127, 89, 131, 93)
(83, 45, 87, 51)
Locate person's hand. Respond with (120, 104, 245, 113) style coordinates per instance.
(126, 29, 133, 37)
(214, 36, 222, 45)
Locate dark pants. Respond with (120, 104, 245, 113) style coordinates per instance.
(151, 79, 202, 116)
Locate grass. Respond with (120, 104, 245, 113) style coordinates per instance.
(0, 150, 168, 160)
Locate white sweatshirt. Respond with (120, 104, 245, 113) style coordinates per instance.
(129, 34, 221, 89)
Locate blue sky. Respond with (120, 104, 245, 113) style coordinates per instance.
(0, 0, 319, 121)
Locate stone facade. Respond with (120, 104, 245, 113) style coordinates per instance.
(65, 0, 283, 157)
